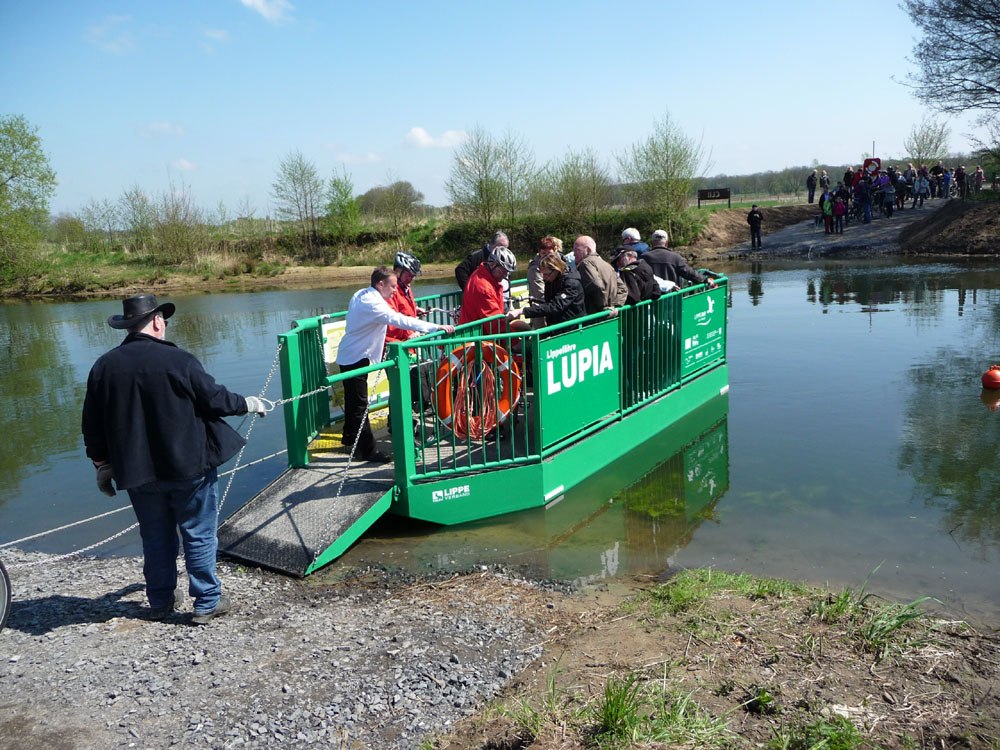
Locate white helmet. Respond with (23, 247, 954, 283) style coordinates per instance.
(394, 251, 422, 276)
(489, 246, 517, 274)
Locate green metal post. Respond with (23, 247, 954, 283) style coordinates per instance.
(388, 344, 416, 499)
(279, 331, 309, 468)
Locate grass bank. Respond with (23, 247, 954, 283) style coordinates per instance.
(2, 206, 709, 298)
(431, 568, 1000, 749)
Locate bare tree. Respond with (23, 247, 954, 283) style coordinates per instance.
(903, 117, 951, 166)
(445, 127, 503, 230)
(118, 184, 155, 254)
(902, 0, 1000, 114)
(154, 179, 206, 265)
(271, 150, 323, 252)
(496, 130, 536, 227)
(616, 112, 708, 220)
(80, 197, 119, 250)
(535, 147, 613, 228)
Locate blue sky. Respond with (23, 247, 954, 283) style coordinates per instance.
(1, 1, 986, 217)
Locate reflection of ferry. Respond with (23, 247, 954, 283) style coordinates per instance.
(405, 398, 729, 585)
(220, 276, 729, 576)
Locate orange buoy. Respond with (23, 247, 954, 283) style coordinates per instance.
(983, 365, 1000, 390)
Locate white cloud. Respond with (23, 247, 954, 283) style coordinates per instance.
(337, 152, 382, 165)
(404, 127, 468, 149)
(143, 121, 185, 138)
(239, 0, 294, 24)
(204, 28, 229, 41)
(171, 158, 196, 171)
(84, 15, 135, 54)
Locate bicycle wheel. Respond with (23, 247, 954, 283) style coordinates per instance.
(0, 558, 10, 632)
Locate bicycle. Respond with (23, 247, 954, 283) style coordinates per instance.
(0, 558, 10, 632)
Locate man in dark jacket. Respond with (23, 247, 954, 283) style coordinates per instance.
(611, 246, 661, 305)
(455, 230, 509, 290)
(641, 230, 714, 288)
(806, 170, 818, 203)
(82, 295, 265, 623)
(746, 205, 764, 249)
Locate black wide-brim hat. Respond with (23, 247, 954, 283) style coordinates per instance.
(107, 294, 176, 329)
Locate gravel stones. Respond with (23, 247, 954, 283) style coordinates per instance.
(0, 549, 552, 748)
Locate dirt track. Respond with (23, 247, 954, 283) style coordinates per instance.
(686, 199, 953, 262)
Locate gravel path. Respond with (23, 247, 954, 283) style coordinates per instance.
(728, 196, 950, 258)
(0, 548, 557, 749)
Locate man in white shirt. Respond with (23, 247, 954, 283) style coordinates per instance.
(336, 266, 455, 463)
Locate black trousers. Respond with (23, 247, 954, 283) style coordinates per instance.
(339, 358, 376, 458)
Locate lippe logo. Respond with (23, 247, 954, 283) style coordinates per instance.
(432, 484, 471, 503)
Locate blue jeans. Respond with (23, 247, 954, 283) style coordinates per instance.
(128, 468, 221, 614)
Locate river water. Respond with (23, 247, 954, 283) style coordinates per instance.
(3, 259, 1000, 621)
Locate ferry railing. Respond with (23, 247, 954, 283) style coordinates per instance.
(278, 276, 727, 476)
(390, 273, 727, 486)
(278, 287, 466, 468)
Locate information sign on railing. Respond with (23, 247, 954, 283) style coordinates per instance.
(681, 286, 727, 377)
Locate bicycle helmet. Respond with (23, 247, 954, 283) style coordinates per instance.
(489, 246, 517, 274)
(394, 251, 422, 276)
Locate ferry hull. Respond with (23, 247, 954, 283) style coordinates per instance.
(395, 364, 729, 525)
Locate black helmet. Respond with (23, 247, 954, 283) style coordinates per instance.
(394, 251, 422, 276)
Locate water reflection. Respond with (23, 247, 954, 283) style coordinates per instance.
(0, 303, 88, 504)
(332, 397, 730, 584)
(899, 350, 1000, 557)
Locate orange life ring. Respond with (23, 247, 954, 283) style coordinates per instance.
(435, 343, 522, 437)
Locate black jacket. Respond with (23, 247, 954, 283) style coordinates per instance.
(641, 247, 707, 287)
(523, 267, 586, 326)
(455, 246, 490, 290)
(619, 259, 661, 305)
(746, 208, 763, 228)
(82, 333, 248, 490)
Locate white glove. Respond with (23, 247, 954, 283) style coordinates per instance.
(245, 396, 267, 417)
(96, 464, 116, 497)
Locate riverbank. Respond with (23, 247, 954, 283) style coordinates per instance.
(1, 548, 997, 748)
(6, 199, 997, 299)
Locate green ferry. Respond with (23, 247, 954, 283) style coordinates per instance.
(218, 274, 729, 576)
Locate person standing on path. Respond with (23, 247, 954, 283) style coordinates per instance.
(82, 294, 269, 624)
(955, 166, 968, 199)
(806, 170, 818, 203)
(819, 170, 830, 193)
(832, 197, 846, 234)
(746, 204, 763, 249)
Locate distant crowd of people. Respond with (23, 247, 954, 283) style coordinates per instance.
(805, 162, 988, 234)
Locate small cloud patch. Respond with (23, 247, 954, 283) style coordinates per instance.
(337, 152, 382, 165)
(404, 127, 468, 149)
(84, 14, 135, 54)
(240, 0, 294, 25)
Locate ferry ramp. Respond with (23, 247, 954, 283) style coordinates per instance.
(218, 433, 394, 577)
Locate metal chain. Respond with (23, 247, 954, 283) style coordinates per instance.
(8, 522, 140, 570)
(0, 505, 132, 550)
(4, 340, 290, 571)
(216, 339, 284, 520)
(306, 324, 382, 573)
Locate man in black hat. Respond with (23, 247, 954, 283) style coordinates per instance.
(81, 294, 266, 624)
